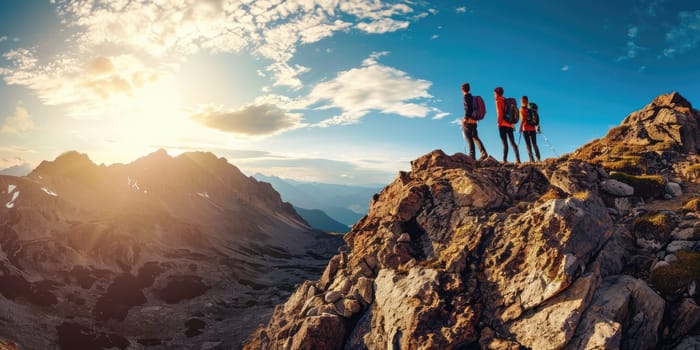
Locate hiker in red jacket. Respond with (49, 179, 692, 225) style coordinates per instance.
(461, 83, 488, 160)
(494, 87, 521, 164)
(519, 96, 541, 162)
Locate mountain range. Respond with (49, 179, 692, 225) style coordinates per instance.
(0, 149, 342, 349)
(246, 92, 700, 350)
(253, 174, 383, 229)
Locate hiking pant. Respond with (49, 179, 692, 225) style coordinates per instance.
(463, 124, 487, 159)
(499, 126, 520, 163)
(523, 131, 541, 162)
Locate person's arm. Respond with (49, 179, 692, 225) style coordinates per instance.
(464, 94, 473, 118)
(519, 107, 526, 131)
(496, 98, 504, 125)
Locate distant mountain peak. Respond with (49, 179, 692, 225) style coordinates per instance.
(30, 150, 98, 178)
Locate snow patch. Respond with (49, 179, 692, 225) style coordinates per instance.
(6, 191, 20, 208)
(128, 176, 140, 191)
(41, 187, 58, 196)
(197, 192, 210, 198)
(8, 185, 16, 193)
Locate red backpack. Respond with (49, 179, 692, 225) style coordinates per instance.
(471, 96, 486, 120)
(504, 98, 519, 124)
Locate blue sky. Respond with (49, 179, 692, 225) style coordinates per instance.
(0, 1, 698, 185)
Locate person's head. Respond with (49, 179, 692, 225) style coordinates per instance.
(494, 86, 504, 97)
(461, 83, 470, 94)
(521, 96, 529, 105)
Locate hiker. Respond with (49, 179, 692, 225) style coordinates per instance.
(461, 83, 488, 160)
(519, 96, 541, 162)
(494, 87, 521, 164)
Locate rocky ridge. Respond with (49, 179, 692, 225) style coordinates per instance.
(245, 92, 700, 350)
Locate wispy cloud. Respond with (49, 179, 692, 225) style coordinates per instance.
(1, 101, 34, 134)
(561, 65, 570, 72)
(663, 10, 700, 57)
(432, 112, 450, 120)
(627, 26, 639, 38)
(0, 51, 169, 118)
(0, 36, 7, 43)
(616, 40, 645, 62)
(192, 103, 304, 137)
(431, 34, 439, 40)
(301, 52, 436, 126)
(237, 155, 399, 185)
(456, 7, 468, 13)
(0, 146, 35, 153)
(0, 0, 431, 115)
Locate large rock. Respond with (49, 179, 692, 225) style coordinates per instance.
(507, 274, 597, 350)
(567, 275, 665, 350)
(601, 179, 634, 197)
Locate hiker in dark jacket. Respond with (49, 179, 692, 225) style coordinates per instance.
(519, 96, 541, 162)
(461, 83, 488, 160)
(494, 86, 521, 164)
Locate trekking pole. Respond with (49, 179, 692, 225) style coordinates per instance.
(539, 131, 559, 158)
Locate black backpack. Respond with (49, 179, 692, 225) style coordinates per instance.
(526, 102, 539, 126)
(504, 98, 519, 124)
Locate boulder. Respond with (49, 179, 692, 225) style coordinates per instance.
(666, 182, 683, 197)
(567, 275, 665, 350)
(601, 179, 634, 197)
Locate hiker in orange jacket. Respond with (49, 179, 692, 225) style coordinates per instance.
(461, 83, 488, 160)
(494, 87, 521, 164)
(519, 96, 541, 162)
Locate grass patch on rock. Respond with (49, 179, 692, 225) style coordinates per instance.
(610, 172, 665, 198)
(602, 156, 647, 174)
(683, 198, 700, 212)
(650, 251, 700, 297)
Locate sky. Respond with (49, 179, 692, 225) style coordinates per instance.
(0, 0, 699, 186)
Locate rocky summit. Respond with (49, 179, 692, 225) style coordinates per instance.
(0, 150, 342, 349)
(245, 92, 700, 350)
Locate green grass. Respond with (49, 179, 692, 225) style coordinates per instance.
(602, 156, 646, 174)
(610, 172, 665, 198)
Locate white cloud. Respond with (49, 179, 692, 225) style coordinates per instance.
(433, 112, 450, 120)
(0, 36, 7, 43)
(627, 26, 639, 38)
(0, 51, 168, 118)
(456, 7, 467, 13)
(663, 10, 700, 57)
(192, 103, 304, 137)
(1, 102, 34, 134)
(356, 19, 410, 33)
(561, 65, 570, 71)
(302, 53, 434, 126)
(431, 34, 439, 40)
(48, 1, 424, 89)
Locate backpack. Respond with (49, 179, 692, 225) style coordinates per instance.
(503, 97, 519, 124)
(526, 102, 540, 126)
(471, 96, 486, 120)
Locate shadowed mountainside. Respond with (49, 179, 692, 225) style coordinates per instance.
(245, 92, 700, 350)
(0, 150, 342, 349)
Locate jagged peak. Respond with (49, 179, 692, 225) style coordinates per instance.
(649, 91, 692, 109)
(30, 150, 98, 177)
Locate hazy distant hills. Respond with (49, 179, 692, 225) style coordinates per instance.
(0, 163, 32, 176)
(0, 150, 342, 349)
(253, 174, 382, 229)
(293, 206, 349, 233)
